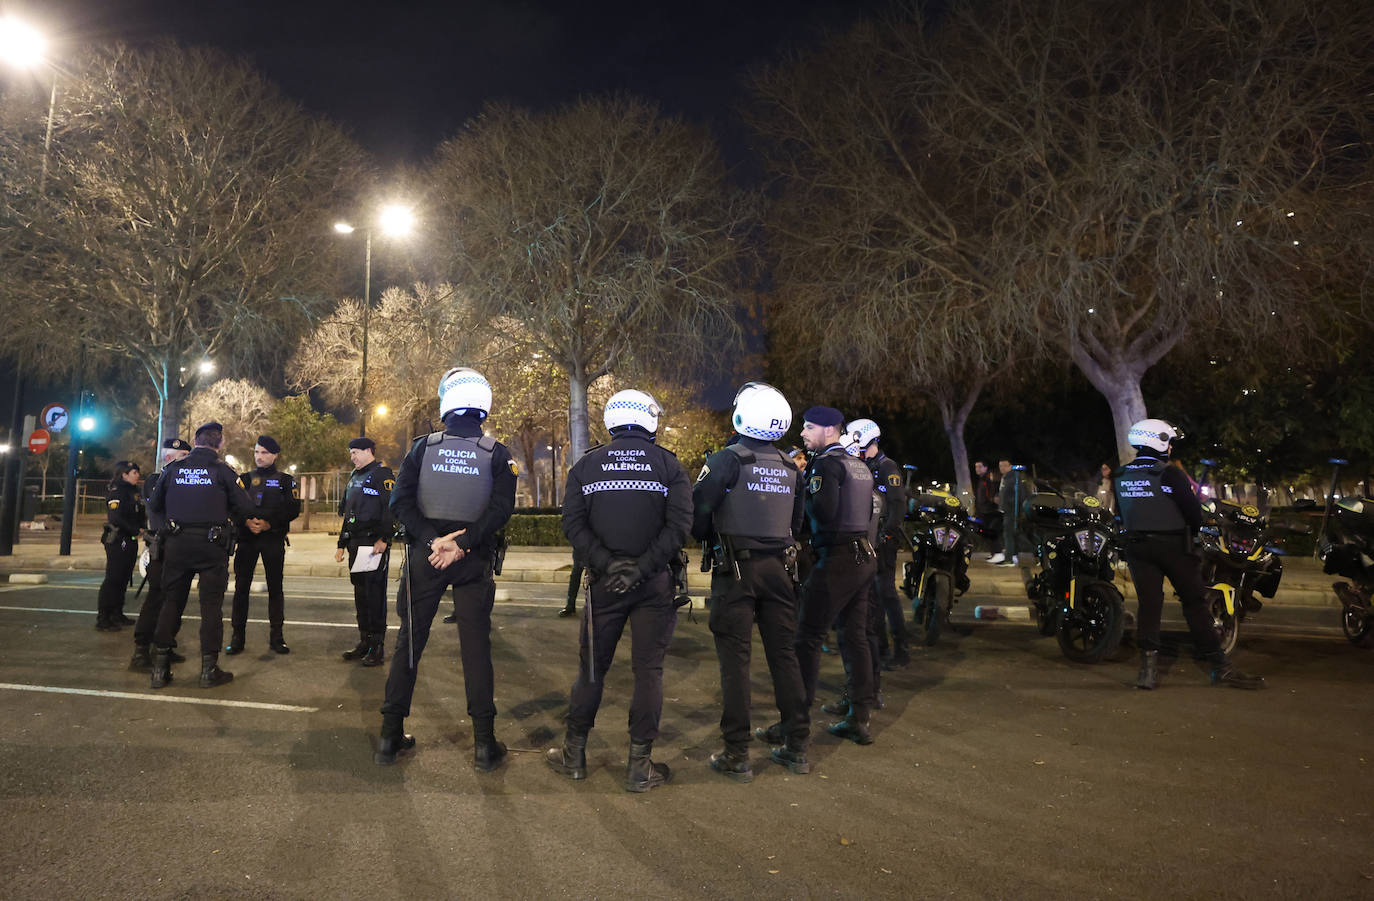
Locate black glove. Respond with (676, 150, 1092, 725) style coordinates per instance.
(602, 558, 641, 595)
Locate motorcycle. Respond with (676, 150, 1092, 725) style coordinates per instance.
(1024, 491, 1127, 663)
(899, 490, 973, 645)
(1316, 495, 1374, 648)
(1197, 499, 1304, 655)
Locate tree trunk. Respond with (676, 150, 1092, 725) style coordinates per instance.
(567, 362, 589, 474)
(935, 375, 985, 504)
(1068, 348, 1151, 464)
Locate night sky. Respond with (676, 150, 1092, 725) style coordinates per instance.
(19, 0, 889, 163)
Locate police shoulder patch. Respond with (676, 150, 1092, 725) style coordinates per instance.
(508, 460, 520, 476)
(695, 464, 710, 483)
(887, 473, 902, 487)
(808, 475, 823, 495)
(382, 478, 396, 491)
(107, 499, 119, 509)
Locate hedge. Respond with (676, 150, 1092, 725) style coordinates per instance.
(506, 512, 568, 546)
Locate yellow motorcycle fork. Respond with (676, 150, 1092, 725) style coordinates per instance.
(1213, 583, 1237, 615)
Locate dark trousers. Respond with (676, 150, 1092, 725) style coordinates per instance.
(565, 554, 585, 610)
(709, 556, 809, 752)
(97, 537, 138, 621)
(1125, 534, 1221, 656)
(381, 547, 495, 720)
(153, 532, 231, 654)
(133, 553, 187, 646)
(567, 570, 677, 742)
(230, 534, 287, 631)
(347, 543, 390, 635)
(834, 589, 883, 694)
(873, 538, 907, 652)
(796, 546, 877, 720)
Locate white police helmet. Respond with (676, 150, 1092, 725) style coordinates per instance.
(1127, 418, 1182, 454)
(846, 418, 881, 450)
(439, 367, 492, 419)
(732, 382, 791, 442)
(839, 431, 861, 456)
(604, 389, 661, 434)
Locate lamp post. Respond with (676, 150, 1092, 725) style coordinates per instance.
(0, 16, 53, 556)
(334, 204, 414, 438)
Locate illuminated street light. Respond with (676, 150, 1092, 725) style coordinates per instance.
(199, 359, 215, 375)
(0, 17, 46, 69)
(375, 404, 388, 418)
(78, 416, 96, 432)
(334, 204, 416, 438)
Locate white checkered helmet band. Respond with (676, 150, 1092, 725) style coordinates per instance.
(839, 431, 861, 456)
(604, 389, 660, 433)
(732, 383, 791, 442)
(438, 367, 492, 418)
(1127, 418, 1181, 453)
(846, 418, 880, 450)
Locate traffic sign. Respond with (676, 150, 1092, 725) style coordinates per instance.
(40, 403, 69, 433)
(27, 429, 51, 454)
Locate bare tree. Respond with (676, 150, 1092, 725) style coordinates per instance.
(0, 42, 370, 454)
(181, 378, 274, 467)
(427, 96, 755, 461)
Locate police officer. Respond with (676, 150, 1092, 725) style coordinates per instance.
(693, 382, 810, 782)
(1115, 419, 1265, 690)
(130, 438, 191, 670)
(374, 367, 516, 770)
(227, 435, 300, 656)
(546, 389, 692, 792)
(335, 436, 394, 667)
(848, 418, 910, 668)
(96, 461, 144, 631)
(764, 406, 879, 746)
(147, 422, 254, 689)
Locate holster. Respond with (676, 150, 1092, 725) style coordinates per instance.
(100, 523, 120, 548)
(783, 544, 799, 584)
(852, 537, 876, 565)
(146, 532, 164, 563)
(492, 529, 509, 576)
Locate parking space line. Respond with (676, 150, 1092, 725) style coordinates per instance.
(0, 682, 318, 712)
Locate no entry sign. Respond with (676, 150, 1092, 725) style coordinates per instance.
(27, 429, 50, 453)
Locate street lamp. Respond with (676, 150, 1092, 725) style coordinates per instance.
(0, 15, 56, 557)
(334, 204, 414, 437)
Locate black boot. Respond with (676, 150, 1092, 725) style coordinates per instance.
(820, 694, 851, 716)
(374, 713, 416, 765)
(1209, 652, 1266, 690)
(472, 716, 508, 772)
(708, 747, 753, 783)
(770, 742, 811, 775)
(95, 616, 121, 632)
(129, 643, 152, 672)
(625, 739, 671, 792)
(557, 605, 576, 618)
(150, 646, 173, 689)
(199, 653, 233, 689)
(269, 628, 290, 655)
(545, 728, 588, 779)
(342, 632, 369, 661)
(888, 640, 911, 668)
(753, 722, 784, 745)
(361, 633, 386, 667)
(168, 646, 186, 664)
(828, 715, 873, 745)
(1136, 649, 1159, 690)
(442, 609, 457, 624)
(224, 628, 245, 656)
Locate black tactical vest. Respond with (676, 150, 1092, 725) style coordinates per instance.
(163, 456, 229, 523)
(143, 474, 166, 532)
(417, 433, 496, 522)
(821, 447, 877, 535)
(714, 444, 797, 540)
(342, 465, 386, 522)
(1115, 459, 1187, 532)
(244, 467, 291, 514)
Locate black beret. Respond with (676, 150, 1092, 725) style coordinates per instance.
(801, 406, 844, 428)
(162, 438, 192, 452)
(348, 436, 376, 451)
(194, 421, 223, 437)
(255, 435, 280, 454)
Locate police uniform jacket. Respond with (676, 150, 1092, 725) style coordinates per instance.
(105, 480, 145, 539)
(804, 443, 875, 547)
(390, 416, 516, 555)
(142, 472, 166, 534)
(562, 429, 692, 577)
(147, 447, 254, 528)
(867, 452, 907, 542)
(1113, 453, 1202, 535)
(337, 460, 396, 548)
(691, 435, 803, 553)
(235, 465, 301, 539)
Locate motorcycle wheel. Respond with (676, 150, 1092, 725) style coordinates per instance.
(1341, 605, 1374, 648)
(921, 573, 949, 646)
(1210, 593, 1240, 657)
(1056, 581, 1125, 664)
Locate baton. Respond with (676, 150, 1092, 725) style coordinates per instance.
(133, 571, 149, 600)
(582, 569, 596, 684)
(403, 540, 415, 670)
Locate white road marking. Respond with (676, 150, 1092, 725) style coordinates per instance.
(0, 682, 318, 712)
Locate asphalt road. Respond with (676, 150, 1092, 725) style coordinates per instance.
(1, 574, 1371, 900)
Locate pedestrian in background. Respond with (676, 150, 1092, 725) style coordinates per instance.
(972, 460, 1002, 555)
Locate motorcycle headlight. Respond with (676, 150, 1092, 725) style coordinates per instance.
(932, 526, 961, 551)
(1074, 529, 1107, 556)
(1227, 536, 1258, 556)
